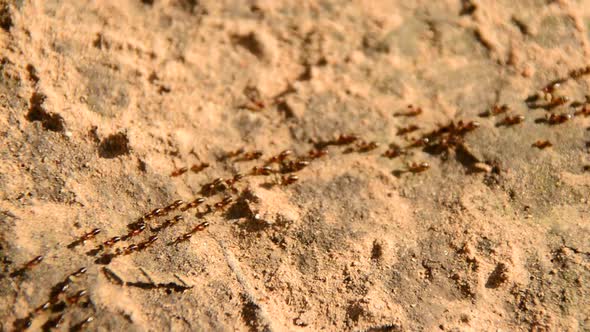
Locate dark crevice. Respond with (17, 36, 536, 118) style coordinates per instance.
(231, 32, 264, 59)
(26, 64, 39, 84)
(98, 132, 131, 158)
(485, 263, 509, 288)
(26, 92, 66, 132)
(0, 2, 12, 32)
(240, 294, 268, 332)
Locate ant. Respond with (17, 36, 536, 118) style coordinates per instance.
(225, 173, 244, 192)
(25, 255, 44, 269)
(456, 121, 480, 134)
(164, 200, 184, 213)
(480, 104, 509, 117)
(152, 215, 184, 232)
(267, 150, 292, 164)
(546, 96, 569, 109)
(281, 175, 299, 186)
(393, 162, 431, 177)
(532, 140, 552, 149)
(280, 160, 309, 173)
(14, 315, 34, 330)
(171, 222, 209, 245)
(43, 313, 65, 330)
(81, 228, 101, 241)
(71, 316, 94, 332)
(180, 197, 206, 212)
(137, 235, 159, 251)
(202, 177, 227, 196)
(356, 141, 379, 153)
(144, 207, 168, 220)
(10, 255, 44, 277)
(383, 144, 405, 159)
(49, 280, 72, 303)
(70, 267, 88, 278)
(66, 289, 88, 304)
(225, 173, 244, 186)
(496, 115, 525, 127)
(68, 228, 101, 248)
(34, 301, 51, 314)
(191, 221, 210, 233)
(251, 166, 274, 176)
(407, 137, 430, 149)
(214, 196, 233, 211)
(122, 244, 139, 255)
(44, 266, 89, 304)
(191, 162, 210, 173)
(408, 162, 430, 173)
(313, 134, 358, 149)
(542, 80, 564, 94)
(308, 149, 328, 159)
(395, 104, 422, 117)
(546, 113, 572, 125)
(574, 106, 590, 117)
(171, 233, 192, 245)
(235, 150, 264, 162)
(122, 222, 146, 241)
(221, 148, 245, 161)
(333, 134, 359, 145)
(103, 236, 122, 247)
(397, 125, 420, 136)
(171, 167, 188, 177)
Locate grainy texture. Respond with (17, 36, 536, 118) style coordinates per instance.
(0, 0, 589, 331)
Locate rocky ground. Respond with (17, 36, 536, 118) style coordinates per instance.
(0, 0, 589, 331)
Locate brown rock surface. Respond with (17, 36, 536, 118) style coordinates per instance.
(0, 0, 589, 331)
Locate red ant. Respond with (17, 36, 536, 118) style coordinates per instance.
(546, 113, 572, 125)
(281, 160, 309, 173)
(191, 162, 209, 173)
(10, 255, 44, 277)
(267, 150, 293, 164)
(180, 197, 206, 212)
(383, 145, 404, 159)
(308, 149, 328, 159)
(480, 104, 509, 117)
(356, 141, 379, 153)
(171, 167, 188, 177)
(532, 140, 552, 149)
(214, 196, 233, 210)
(281, 175, 299, 186)
(397, 125, 420, 135)
(395, 104, 422, 117)
(496, 115, 525, 127)
(407, 137, 429, 148)
(236, 150, 264, 162)
(26, 255, 44, 269)
(103, 236, 122, 247)
(251, 166, 274, 175)
(164, 200, 184, 213)
(408, 162, 430, 173)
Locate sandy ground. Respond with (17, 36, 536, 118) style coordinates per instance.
(0, 0, 589, 331)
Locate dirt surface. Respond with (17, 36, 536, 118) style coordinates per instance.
(1, 0, 589, 331)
